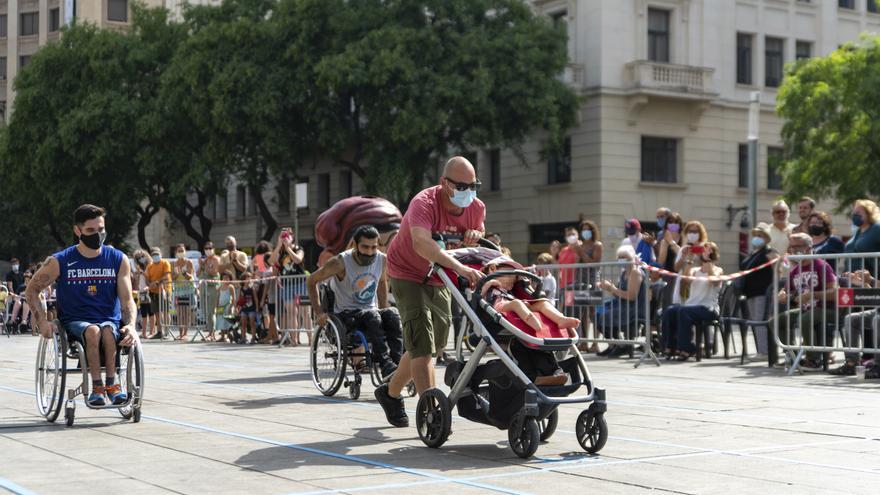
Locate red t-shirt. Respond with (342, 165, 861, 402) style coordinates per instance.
(387, 185, 486, 285)
(558, 245, 579, 287)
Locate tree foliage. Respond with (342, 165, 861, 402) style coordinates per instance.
(0, 0, 580, 258)
(776, 36, 880, 208)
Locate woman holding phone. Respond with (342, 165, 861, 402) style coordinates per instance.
(671, 220, 709, 305)
(269, 227, 310, 345)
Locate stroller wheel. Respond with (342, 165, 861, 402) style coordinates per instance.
(508, 415, 540, 459)
(349, 378, 361, 400)
(539, 410, 559, 442)
(576, 410, 608, 454)
(416, 388, 451, 449)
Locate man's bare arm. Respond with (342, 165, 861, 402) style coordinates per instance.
(117, 257, 136, 327)
(26, 257, 59, 337)
(307, 256, 345, 320)
(378, 257, 389, 309)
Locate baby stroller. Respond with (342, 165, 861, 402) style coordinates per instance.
(417, 234, 609, 458)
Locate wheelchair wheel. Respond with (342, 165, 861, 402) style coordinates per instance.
(310, 316, 346, 397)
(65, 405, 75, 427)
(576, 410, 608, 454)
(509, 414, 540, 459)
(539, 409, 559, 442)
(416, 388, 451, 448)
(119, 344, 144, 421)
(35, 328, 66, 423)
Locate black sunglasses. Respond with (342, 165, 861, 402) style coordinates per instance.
(444, 177, 481, 192)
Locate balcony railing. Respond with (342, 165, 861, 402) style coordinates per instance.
(557, 63, 585, 88)
(625, 60, 717, 97)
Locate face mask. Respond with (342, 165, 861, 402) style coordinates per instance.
(686, 233, 699, 244)
(137, 257, 147, 266)
(852, 214, 865, 227)
(808, 225, 825, 237)
(566, 234, 578, 245)
(176, 252, 185, 259)
(204, 248, 214, 256)
(628, 234, 641, 245)
(80, 231, 106, 250)
(450, 188, 477, 208)
(657, 218, 666, 228)
(581, 230, 593, 241)
(11, 264, 19, 272)
(152, 254, 161, 262)
(356, 251, 376, 265)
(667, 224, 680, 233)
(751, 236, 765, 249)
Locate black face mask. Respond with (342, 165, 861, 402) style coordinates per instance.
(80, 231, 107, 250)
(356, 251, 376, 265)
(808, 225, 825, 237)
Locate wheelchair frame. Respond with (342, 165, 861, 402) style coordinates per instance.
(35, 320, 144, 426)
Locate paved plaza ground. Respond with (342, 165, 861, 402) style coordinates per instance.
(1, 335, 879, 494)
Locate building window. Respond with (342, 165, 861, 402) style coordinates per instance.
(317, 173, 330, 209)
(0, 58, 6, 80)
(838, 0, 855, 9)
(108, 0, 128, 22)
(339, 170, 352, 198)
(796, 41, 812, 61)
(550, 10, 567, 33)
(548, 137, 571, 185)
(869, 0, 879, 13)
(216, 193, 227, 220)
(20, 12, 38, 36)
(738, 144, 748, 188)
(767, 146, 784, 190)
(736, 33, 753, 85)
(49, 8, 60, 32)
(235, 185, 246, 218)
(765, 37, 784, 88)
(647, 8, 670, 63)
(295, 179, 309, 209)
(0, 15, 7, 38)
(489, 148, 501, 191)
(19, 56, 32, 69)
(641, 137, 678, 183)
(276, 178, 290, 213)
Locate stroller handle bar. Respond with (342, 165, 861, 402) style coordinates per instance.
(431, 233, 501, 252)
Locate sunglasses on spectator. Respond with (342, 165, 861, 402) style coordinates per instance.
(444, 177, 481, 192)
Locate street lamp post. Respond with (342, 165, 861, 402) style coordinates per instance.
(747, 91, 761, 229)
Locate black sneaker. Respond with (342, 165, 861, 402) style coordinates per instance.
(829, 362, 856, 376)
(380, 361, 397, 381)
(799, 359, 822, 371)
(374, 384, 409, 427)
(865, 366, 880, 379)
(606, 345, 630, 358)
(435, 352, 454, 366)
(597, 346, 613, 357)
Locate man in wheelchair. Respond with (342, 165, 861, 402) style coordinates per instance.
(308, 226, 403, 379)
(26, 204, 138, 406)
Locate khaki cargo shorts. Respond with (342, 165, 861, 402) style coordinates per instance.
(390, 277, 452, 358)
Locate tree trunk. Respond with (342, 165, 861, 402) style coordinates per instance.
(135, 203, 158, 250)
(250, 183, 278, 241)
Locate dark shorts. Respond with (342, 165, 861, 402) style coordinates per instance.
(390, 278, 451, 358)
(149, 294, 161, 314)
(139, 303, 155, 317)
(266, 303, 276, 314)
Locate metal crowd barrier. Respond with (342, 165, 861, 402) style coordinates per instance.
(158, 280, 206, 341)
(772, 252, 880, 375)
(532, 261, 660, 368)
(273, 274, 313, 347)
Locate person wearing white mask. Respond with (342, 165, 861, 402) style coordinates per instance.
(145, 247, 172, 339)
(671, 220, 709, 305)
(738, 223, 778, 359)
(768, 200, 797, 254)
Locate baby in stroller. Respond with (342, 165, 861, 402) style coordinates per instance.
(475, 257, 579, 387)
(481, 260, 580, 332)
